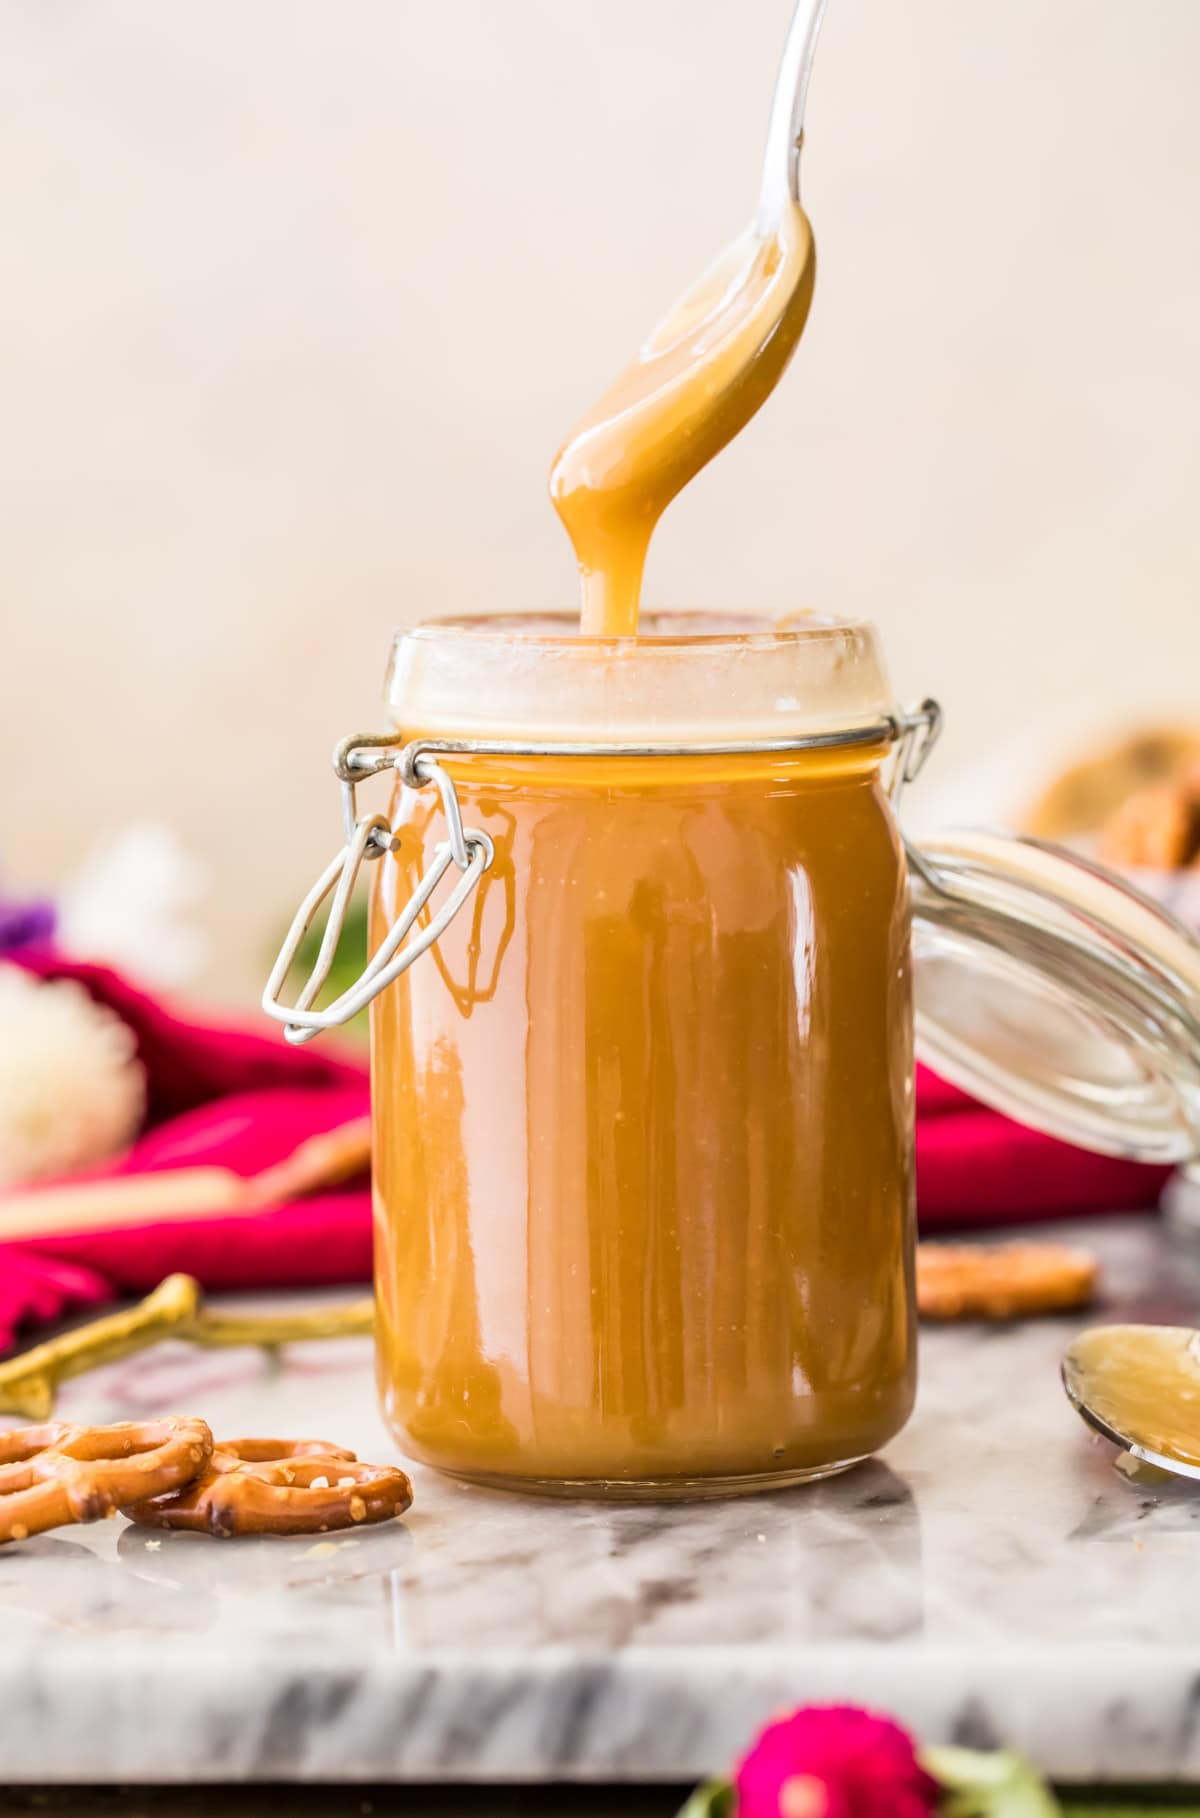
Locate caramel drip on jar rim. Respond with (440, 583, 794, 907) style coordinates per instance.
(549, 198, 816, 639)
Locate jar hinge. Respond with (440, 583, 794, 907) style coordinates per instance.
(887, 698, 942, 802)
(262, 732, 495, 1045)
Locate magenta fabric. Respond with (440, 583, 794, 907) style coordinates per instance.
(0, 1252, 112, 1350)
(914, 1066, 1170, 1226)
(8, 948, 366, 1126)
(0, 951, 370, 1352)
(0, 952, 1169, 1354)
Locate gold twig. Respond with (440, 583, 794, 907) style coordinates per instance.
(0, 1275, 375, 1420)
(189, 1298, 375, 1351)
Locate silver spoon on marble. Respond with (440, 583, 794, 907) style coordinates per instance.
(1063, 1324, 1200, 1481)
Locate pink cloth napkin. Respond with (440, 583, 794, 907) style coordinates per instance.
(915, 1065, 1169, 1225)
(0, 953, 1171, 1354)
(0, 951, 370, 1352)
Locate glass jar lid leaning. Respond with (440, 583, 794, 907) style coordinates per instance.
(910, 831, 1200, 1166)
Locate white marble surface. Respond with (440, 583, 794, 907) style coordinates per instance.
(5, 1216, 1200, 1786)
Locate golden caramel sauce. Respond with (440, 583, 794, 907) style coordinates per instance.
(372, 746, 915, 1491)
(1065, 1324, 1200, 1471)
(550, 198, 815, 637)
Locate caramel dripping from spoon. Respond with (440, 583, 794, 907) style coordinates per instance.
(549, 0, 828, 636)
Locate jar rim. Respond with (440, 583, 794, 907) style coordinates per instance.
(386, 609, 895, 743)
(401, 609, 873, 651)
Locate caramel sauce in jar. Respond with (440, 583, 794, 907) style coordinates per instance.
(370, 615, 917, 1496)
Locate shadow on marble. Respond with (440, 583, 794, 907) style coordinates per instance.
(377, 1457, 923, 1651)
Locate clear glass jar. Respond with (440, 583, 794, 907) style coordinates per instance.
(368, 612, 920, 1497)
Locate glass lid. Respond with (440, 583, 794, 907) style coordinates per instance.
(910, 830, 1200, 1165)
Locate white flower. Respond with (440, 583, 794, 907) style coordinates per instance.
(57, 822, 209, 990)
(0, 965, 146, 1188)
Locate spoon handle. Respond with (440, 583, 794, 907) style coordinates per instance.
(759, 0, 830, 223)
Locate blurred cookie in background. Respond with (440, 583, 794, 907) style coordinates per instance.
(910, 715, 1200, 932)
(1021, 725, 1200, 848)
(1019, 722, 1200, 932)
(1094, 762, 1200, 872)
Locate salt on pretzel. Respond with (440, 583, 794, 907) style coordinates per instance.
(122, 1437, 413, 1537)
(917, 1241, 1098, 1321)
(0, 1416, 213, 1545)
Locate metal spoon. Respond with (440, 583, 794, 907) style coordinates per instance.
(549, 0, 831, 636)
(1062, 1323, 1200, 1480)
(759, 0, 830, 224)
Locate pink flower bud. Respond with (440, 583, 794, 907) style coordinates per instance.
(735, 1705, 939, 1818)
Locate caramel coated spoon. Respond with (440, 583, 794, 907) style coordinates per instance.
(549, 0, 830, 636)
(1063, 1324, 1200, 1480)
(0, 1274, 375, 1421)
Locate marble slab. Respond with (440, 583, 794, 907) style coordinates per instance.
(5, 1216, 1200, 1786)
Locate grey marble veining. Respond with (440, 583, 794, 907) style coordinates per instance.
(5, 1216, 1200, 1785)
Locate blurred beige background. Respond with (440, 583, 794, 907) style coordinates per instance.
(2, 0, 1198, 1000)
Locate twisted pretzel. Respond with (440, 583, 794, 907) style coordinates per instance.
(122, 1437, 413, 1537)
(0, 1417, 213, 1545)
(204, 1437, 357, 1469)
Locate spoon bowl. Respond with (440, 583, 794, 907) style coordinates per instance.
(1062, 1322, 1200, 1480)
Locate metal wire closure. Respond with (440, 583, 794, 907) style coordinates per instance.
(263, 746, 496, 1045)
(262, 699, 941, 1042)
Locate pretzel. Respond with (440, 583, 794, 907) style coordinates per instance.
(207, 1437, 358, 1469)
(121, 1437, 413, 1537)
(917, 1241, 1098, 1320)
(0, 1416, 213, 1545)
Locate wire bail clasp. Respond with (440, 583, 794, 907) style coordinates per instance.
(262, 732, 495, 1045)
(888, 698, 943, 803)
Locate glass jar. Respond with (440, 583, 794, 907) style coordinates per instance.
(268, 612, 1200, 1499)
(271, 612, 938, 1497)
